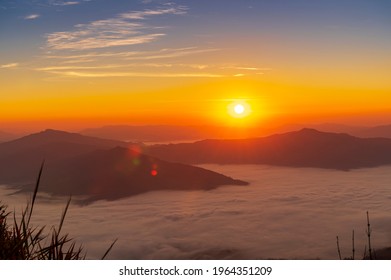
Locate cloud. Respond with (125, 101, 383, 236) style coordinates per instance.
(120, 6, 187, 20)
(44, 71, 224, 78)
(0, 63, 19, 69)
(38, 5, 265, 80)
(24, 14, 40, 20)
(38, 47, 268, 79)
(50, 1, 83, 6)
(124, 48, 219, 61)
(45, 47, 218, 61)
(221, 66, 272, 71)
(38, 47, 223, 78)
(47, 32, 164, 50)
(58, 1, 80, 5)
(36, 63, 176, 71)
(45, 5, 187, 51)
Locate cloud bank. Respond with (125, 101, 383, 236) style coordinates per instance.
(46, 6, 187, 51)
(2, 165, 390, 260)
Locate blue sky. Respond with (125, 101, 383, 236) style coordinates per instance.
(1, 0, 390, 63)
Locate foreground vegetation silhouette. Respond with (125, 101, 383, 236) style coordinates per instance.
(336, 212, 391, 260)
(0, 162, 116, 260)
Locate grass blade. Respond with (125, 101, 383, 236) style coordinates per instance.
(27, 160, 45, 226)
(101, 238, 118, 260)
(58, 196, 72, 235)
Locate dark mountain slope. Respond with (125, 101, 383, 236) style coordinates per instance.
(354, 124, 391, 138)
(147, 129, 391, 170)
(0, 131, 16, 143)
(0, 129, 129, 184)
(0, 130, 247, 201)
(38, 147, 248, 202)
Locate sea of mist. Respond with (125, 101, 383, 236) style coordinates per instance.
(1, 165, 391, 260)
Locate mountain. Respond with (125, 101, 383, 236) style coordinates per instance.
(353, 124, 391, 138)
(278, 123, 391, 139)
(80, 123, 391, 143)
(40, 147, 247, 202)
(79, 125, 263, 142)
(0, 129, 247, 201)
(0, 129, 129, 183)
(80, 125, 211, 142)
(0, 130, 17, 143)
(0, 129, 126, 153)
(146, 128, 391, 170)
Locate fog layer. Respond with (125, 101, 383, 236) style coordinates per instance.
(1, 165, 391, 259)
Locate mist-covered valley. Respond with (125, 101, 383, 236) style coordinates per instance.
(1, 164, 390, 260)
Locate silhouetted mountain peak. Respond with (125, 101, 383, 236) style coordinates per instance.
(0, 131, 247, 201)
(1, 129, 126, 148)
(292, 128, 349, 136)
(147, 129, 391, 169)
(34, 129, 97, 140)
(299, 128, 319, 133)
(278, 128, 356, 142)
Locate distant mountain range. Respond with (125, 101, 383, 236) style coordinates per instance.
(80, 125, 209, 142)
(278, 123, 391, 139)
(147, 128, 391, 170)
(0, 129, 247, 202)
(3, 127, 391, 202)
(79, 125, 269, 142)
(346, 124, 391, 138)
(79, 123, 391, 143)
(0, 131, 17, 143)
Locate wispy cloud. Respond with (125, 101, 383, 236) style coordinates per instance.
(47, 32, 164, 50)
(221, 66, 272, 71)
(36, 62, 210, 72)
(46, 71, 224, 78)
(24, 14, 40, 20)
(124, 48, 219, 61)
(0, 63, 19, 69)
(35, 60, 223, 78)
(45, 47, 219, 61)
(37, 46, 266, 79)
(120, 6, 187, 20)
(49, 1, 86, 6)
(45, 5, 187, 51)
(37, 4, 264, 80)
(56, 1, 80, 6)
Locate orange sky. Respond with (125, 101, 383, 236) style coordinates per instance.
(1, 1, 391, 133)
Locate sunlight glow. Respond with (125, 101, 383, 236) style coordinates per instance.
(228, 100, 252, 119)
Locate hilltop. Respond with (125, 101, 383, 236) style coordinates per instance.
(147, 128, 391, 170)
(0, 129, 247, 202)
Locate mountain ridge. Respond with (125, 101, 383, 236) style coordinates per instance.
(146, 128, 391, 170)
(0, 129, 248, 202)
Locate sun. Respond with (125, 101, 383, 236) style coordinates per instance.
(228, 100, 251, 118)
(234, 104, 245, 115)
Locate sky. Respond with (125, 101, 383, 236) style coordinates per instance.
(1, 0, 391, 132)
